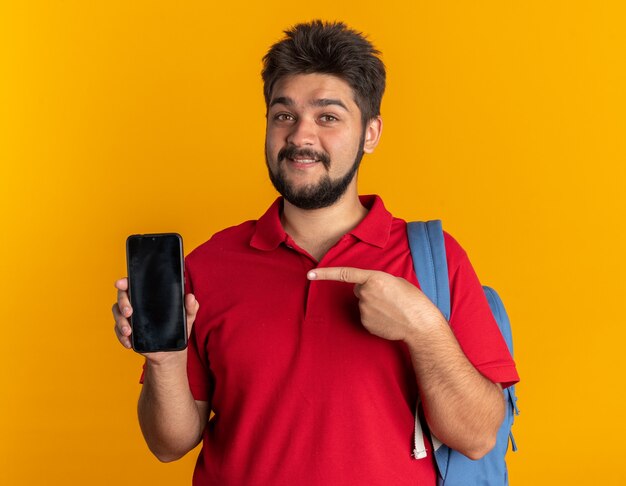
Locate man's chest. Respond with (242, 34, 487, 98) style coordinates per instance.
(189, 241, 418, 402)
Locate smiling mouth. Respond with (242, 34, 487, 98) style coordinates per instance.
(289, 156, 320, 164)
(278, 147, 331, 169)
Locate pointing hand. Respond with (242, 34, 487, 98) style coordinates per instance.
(308, 267, 441, 341)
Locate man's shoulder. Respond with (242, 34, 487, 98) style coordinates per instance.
(397, 218, 469, 272)
(442, 230, 468, 262)
(186, 219, 258, 264)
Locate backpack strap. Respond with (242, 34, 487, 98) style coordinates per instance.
(483, 286, 520, 451)
(408, 221, 519, 484)
(407, 221, 451, 321)
(406, 221, 452, 477)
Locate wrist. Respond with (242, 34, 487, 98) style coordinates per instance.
(403, 307, 447, 344)
(144, 350, 188, 374)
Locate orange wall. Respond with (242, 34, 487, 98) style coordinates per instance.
(1, 1, 625, 484)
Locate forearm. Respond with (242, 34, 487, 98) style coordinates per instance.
(406, 312, 504, 460)
(138, 356, 204, 462)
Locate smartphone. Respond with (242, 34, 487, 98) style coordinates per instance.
(125, 233, 187, 353)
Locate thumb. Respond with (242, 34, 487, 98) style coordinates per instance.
(185, 293, 200, 336)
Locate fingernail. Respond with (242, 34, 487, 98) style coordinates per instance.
(122, 327, 130, 335)
(307, 271, 317, 280)
(123, 307, 131, 316)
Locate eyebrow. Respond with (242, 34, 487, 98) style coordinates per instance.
(313, 98, 349, 111)
(269, 96, 349, 111)
(269, 96, 293, 108)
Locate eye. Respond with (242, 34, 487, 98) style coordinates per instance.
(319, 114, 338, 122)
(274, 113, 295, 122)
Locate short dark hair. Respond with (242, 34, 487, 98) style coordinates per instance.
(262, 20, 386, 124)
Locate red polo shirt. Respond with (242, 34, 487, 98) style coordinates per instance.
(184, 195, 519, 486)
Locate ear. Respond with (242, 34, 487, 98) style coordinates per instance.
(363, 116, 383, 154)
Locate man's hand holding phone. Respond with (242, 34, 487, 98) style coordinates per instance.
(112, 277, 199, 362)
(112, 233, 199, 362)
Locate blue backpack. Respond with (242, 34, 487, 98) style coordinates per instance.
(407, 220, 519, 486)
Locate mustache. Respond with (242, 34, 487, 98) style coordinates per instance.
(277, 146, 331, 169)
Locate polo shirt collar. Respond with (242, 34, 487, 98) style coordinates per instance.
(250, 198, 286, 251)
(350, 195, 392, 248)
(250, 195, 393, 251)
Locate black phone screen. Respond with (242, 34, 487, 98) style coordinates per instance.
(126, 233, 187, 353)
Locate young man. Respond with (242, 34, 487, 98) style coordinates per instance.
(113, 20, 519, 485)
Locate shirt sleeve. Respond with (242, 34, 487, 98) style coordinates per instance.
(185, 257, 214, 403)
(444, 232, 520, 389)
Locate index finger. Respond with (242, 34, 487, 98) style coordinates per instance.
(307, 267, 375, 284)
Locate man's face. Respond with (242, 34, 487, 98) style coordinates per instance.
(265, 73, 379, 210)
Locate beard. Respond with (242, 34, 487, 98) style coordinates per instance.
(265, 133, 365, 210)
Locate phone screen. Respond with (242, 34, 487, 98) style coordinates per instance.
(126, 233, 187, 353)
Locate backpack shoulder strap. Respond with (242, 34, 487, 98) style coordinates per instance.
(483, 286, 514, 356)
(406, 220, 452, 475)
(406, 220, 451, 320)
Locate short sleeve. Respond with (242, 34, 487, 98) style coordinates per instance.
(185, 258, 214, 402)
(444, 233, 520, 389)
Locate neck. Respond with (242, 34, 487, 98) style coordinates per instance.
(281, 187, 368, 261)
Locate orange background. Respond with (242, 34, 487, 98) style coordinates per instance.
(1, 1, 625, 484)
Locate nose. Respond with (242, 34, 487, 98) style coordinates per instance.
(287, 117, 317, 147)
